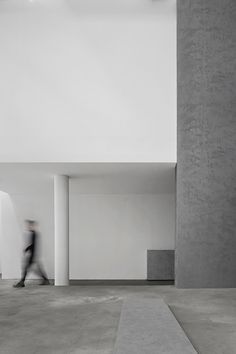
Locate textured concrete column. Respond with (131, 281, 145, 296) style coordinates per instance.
(176, 0, 236, 287)
(54, 175, 69, 286)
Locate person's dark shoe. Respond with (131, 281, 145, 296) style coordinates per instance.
(13, 281, 25, 288)
(40, 279, 50, 285)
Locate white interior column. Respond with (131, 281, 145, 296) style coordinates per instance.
(54, 175, 69, 286)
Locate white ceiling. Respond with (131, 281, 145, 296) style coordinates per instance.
(0, 0, 175, 16)
(0, 163, 176, 194)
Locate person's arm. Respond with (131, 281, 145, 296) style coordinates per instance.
(24, 244, 32, 252)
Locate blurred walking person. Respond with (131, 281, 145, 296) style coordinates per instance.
(14, 220, 50, 288)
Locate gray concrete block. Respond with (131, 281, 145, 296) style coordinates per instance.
(147, 250, 175, 280)
(113, 298, 196, 354)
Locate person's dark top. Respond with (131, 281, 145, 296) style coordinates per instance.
(24, 230, 37, 262)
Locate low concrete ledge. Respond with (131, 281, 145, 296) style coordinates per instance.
(147, 250, 175, 280)
(113, 298, 196, 354)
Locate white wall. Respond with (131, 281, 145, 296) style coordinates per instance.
(0, 192, 54, 279)
(0, 191, 175, 280)
(0, 193, 3, 274)
(70, 194, 175, 279)
(0, 0, 176, 162)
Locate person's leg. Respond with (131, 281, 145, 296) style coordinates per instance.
(21, 259, 32, 282)
(21, 265, 28, 283)
(36, 261, 50, 285)
(14, 259, 31, 287)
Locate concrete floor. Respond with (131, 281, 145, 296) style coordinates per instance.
(1, 280, 236, 354)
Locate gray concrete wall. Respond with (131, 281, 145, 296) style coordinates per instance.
(176, 0, 236, 288)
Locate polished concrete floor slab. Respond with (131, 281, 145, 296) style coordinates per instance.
(114, 298, 196, 354)
(1, 280, 236, 353)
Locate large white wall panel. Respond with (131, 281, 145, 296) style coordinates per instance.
(0, 0, 176, 162)
(0, 191, 175, 280)
(70, 194, 175, 279)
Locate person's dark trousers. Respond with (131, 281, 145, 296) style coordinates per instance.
(21, 258, 48, 282)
